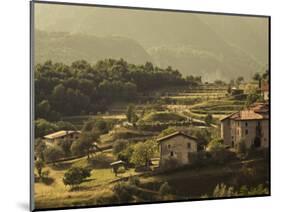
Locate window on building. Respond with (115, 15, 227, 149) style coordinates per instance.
(187, 143, 191, 149)
(245, 122, 248, 127)
(170, 151, 174, 157)
(257, 121, 261, 127)
(168, 144, 171, 149)
(245, 129, 248, 135)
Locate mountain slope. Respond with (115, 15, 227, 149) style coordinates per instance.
(196, 14, 269, 65)
(34, 3, 268, 80)
(35, 30, 152, 65)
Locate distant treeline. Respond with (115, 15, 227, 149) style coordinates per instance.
(35, 59, 202, 121)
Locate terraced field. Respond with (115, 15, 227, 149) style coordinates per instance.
(165, 89, 246, 123)
(141, 111, 187, 123)
(189, 100, 245, 116)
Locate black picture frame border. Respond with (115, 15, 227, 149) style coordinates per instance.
(30, 1, 271, 211)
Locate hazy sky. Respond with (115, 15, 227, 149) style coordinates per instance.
(34, 2, 269, 81)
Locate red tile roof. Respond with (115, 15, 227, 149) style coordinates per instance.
(221, 102, 269, 121)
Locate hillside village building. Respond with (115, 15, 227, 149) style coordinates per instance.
(43, 130, 81, 144)
(261, 82, 269, 101)
(157, 131, 198, 168)
(220, 102, 269, 150)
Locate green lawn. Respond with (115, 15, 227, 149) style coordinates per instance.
(34, 153, 138, 209)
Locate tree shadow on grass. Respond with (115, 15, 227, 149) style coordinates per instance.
(35, 175, 55, 186)
(69, 185, 93, 192)
(67, 178, 98, 192)
(83, 178, 96, 183)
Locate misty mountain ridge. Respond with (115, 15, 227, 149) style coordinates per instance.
(35, 29, 262, 82)
(35, 4, 268, 81)
(35, 30, 152, 65)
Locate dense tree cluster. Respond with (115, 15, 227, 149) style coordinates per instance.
(35, 59, 200, 121)
(63, 167, 91, 189)
(35, 119, 76, 138)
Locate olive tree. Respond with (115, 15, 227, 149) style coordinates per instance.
(130, 140, 156, 167)
(63, 167, 91, 189)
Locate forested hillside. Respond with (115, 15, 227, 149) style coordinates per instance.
(35, 59, 200, 121)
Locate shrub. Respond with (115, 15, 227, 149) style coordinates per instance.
(207, 138, 224, 151)
(117, 145, 134, 165)
(63, 167, 91, 189)
(193, 128, 212, 150)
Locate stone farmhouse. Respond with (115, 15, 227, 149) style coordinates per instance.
(220, 102, 269, 150)
(157, 131, 198, 168)
(43, 130, 81, 144)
